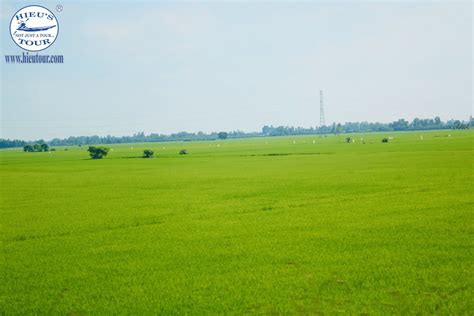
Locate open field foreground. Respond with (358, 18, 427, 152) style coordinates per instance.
(1, 130, 473, 314)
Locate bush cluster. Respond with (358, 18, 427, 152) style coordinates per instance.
(24, 143, 49, 152)
(87, 146, 110, 159)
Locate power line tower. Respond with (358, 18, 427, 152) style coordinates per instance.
(319, 90, 325, 127)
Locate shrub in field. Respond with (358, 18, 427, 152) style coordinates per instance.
(87, 146, 110, 159)
(346, 137, 352, 143)
(179, 149, 188, 155)
(23, 143, 49, 152)
(23, 145, 34, 152)
(143, 149, 154, 158)
(382, 138, 389, 143)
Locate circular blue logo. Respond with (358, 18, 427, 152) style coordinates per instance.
(10, 5, 59, 52)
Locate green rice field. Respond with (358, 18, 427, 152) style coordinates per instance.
(1, 130, 472, 314)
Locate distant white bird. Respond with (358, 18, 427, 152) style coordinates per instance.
(312, 140, 316, 144)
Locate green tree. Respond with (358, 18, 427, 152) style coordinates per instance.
(87, 146, 110, 159)
(452, 120, 463, 129)
(389, 119, 409, 131)
(217, 132, 228, 140)
(40, 143, 49, 152)
(143, 149, 154, 158)
(23, 145, 34, 152)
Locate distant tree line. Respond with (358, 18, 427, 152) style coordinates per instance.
(0, 130, 258, 149)
(0, 116, 471, 149)
(0, 139, 27, 149)
(46, 130, 258, 147)
(262, 116, 472, 136)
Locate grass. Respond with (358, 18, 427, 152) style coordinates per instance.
(1, 130, 472, 314)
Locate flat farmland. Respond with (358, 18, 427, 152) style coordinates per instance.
(1, 130, 472, 314)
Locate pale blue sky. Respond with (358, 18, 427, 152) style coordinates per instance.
(1, 1, 472, 140)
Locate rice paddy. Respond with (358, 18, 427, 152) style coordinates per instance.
(1, 130, 472, 314)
